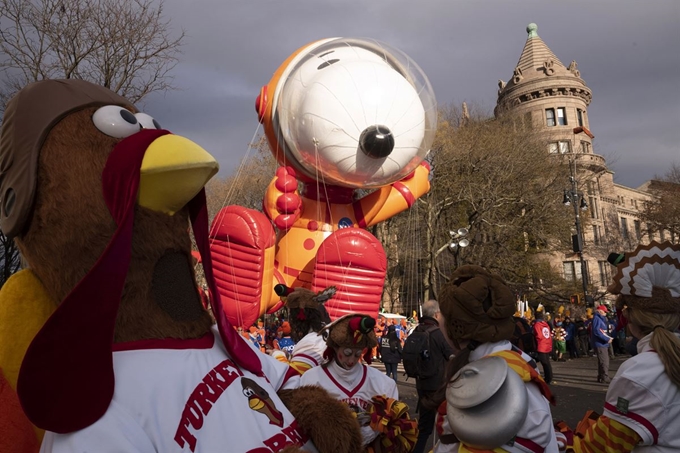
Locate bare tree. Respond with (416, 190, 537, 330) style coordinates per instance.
(205, 136, 278, 223)
(398, 105, 575, 304)
(0, 230, 21, 284)
(0, 0, 184, 106)
(640, 163, 680, 244)
(0, 0, 184, 286)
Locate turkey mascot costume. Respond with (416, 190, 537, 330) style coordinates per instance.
(0, 79, 361, 453)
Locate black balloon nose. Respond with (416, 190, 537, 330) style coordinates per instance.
(359, 125, 394, 159)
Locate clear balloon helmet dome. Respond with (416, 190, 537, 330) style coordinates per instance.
(274, 38, 437, 188)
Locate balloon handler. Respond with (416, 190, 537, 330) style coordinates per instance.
(554, 241, 680, 452)
(210, 37, 438, 327)
(0, 79, 362, 453)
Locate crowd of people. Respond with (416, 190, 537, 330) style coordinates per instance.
(227, 241, 679, 453)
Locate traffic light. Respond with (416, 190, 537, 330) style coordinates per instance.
(570, 294, 580, 305)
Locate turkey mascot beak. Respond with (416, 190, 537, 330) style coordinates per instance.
(1, 79, 262, 434)
(138, 133, 218, 214)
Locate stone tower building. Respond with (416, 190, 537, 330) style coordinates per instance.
(496, 24, 657, 305)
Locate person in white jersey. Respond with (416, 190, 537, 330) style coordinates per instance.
(557, 241, 680, 453)
(300, 313, 418, 452)
(282, 285, 335, 374)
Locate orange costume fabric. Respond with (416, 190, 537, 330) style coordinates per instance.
(556, 411, 642, 453)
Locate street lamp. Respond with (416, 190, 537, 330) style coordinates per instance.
(448, 228, 469, 269)
(562, 164, 591, 307)
(448, 228, 470, 250)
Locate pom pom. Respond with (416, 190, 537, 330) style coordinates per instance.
(367, 396, 418, 453)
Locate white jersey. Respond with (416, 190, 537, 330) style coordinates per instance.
(434, 341, 559, 453)
(300, 360, 398, 446)
(290, 332, 328, 369)
(40, 327, 316, 453)
(603, 332, 680, 452)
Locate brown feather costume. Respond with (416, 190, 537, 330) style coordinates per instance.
(0, 79, 360, 452)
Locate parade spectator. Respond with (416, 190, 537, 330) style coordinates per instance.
(412, 300, 454, 453)
(553, 319, 567, 362)
(428, 265, 559, 452)
(575, 316, 590, 357)
(585, 314, 594, 354)
(557, 241, 680, 452)
(380, 325, 402, 383)
(273, 321, 296, 358)
(374, 317, 386, 360)
(247, 326, 262, 350)
(256, 319, 266, 350)
(616, 316, 628, 355)
(564, 317, 580, 358)
(607, 314, 618, 358)
(591, 305, 613, 383)
(400, 318, 409, 343)
(393, 319, 405, 348)
(265, 318, 280, 347)
(533, 310, 554, 384)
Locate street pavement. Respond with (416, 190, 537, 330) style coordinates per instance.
(370, 353, 630, 451)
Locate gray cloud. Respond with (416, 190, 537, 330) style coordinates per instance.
(144, 0, 680, 189)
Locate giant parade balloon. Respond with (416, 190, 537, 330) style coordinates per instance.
(210, 38, 437, 327)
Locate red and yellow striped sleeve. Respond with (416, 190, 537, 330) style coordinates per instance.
(288, 360, 313, 375)
(569, 415, 641, 453)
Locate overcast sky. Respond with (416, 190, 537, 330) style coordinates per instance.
(142, 0, 680, 190)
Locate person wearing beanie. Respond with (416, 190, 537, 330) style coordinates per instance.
(557, 241, 680, 452)
(283, 286, 334, 374)
(300, 314, 417, 452)
(427, 265, 559, 453)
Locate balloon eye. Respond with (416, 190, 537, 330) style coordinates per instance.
(135, 112, 162, 130)
(93, 105, 141, 138)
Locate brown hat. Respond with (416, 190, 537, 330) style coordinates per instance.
(438, 265, 516, 344)
(0, 79, 132, 238)
(285, 286, 336, 311)
(608, 241, 680, 314)
(323, 314, 377, 350)
(284, 286, 334, 341)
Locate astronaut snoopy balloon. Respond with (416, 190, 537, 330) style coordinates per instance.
(211, 38, 437, 324)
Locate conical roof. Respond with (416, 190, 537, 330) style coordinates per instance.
(506, 23, 575, 89)
(496, 23, 591, 110)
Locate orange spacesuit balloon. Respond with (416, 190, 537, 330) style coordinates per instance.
(211, 38, 437, 326)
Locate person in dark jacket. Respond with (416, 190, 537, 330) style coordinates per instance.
(380, 325, 402, 383)
(575, 316, 590, 357)
(412, 299, 454, 453)
(564, 317, 579, 359)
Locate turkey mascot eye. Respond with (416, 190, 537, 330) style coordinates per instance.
(92, 105, 141, 138)
(243, 387, 255, 398)
(135, 112, 162, 130)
